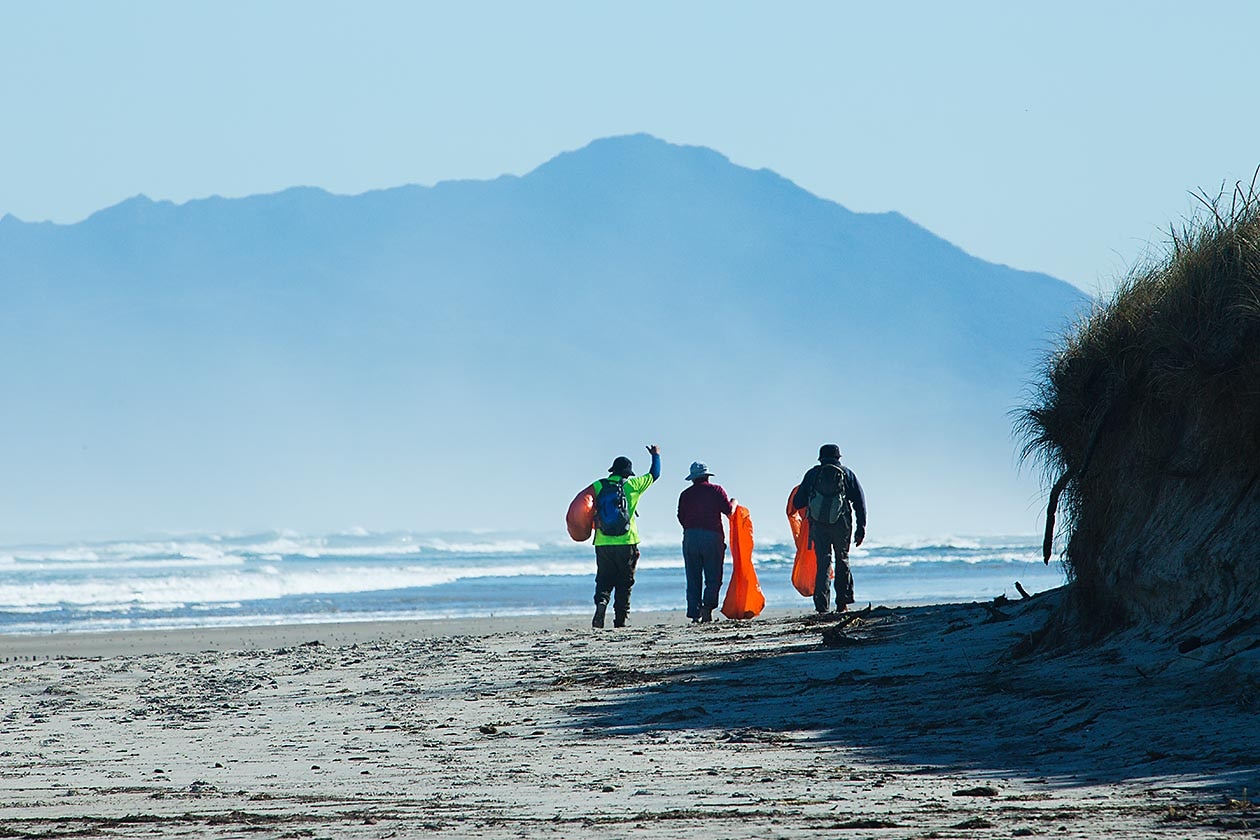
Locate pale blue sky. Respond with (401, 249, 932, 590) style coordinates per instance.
(2, 1, 1257, 292)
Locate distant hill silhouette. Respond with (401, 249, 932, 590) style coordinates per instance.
(0, 134, 1087, 540)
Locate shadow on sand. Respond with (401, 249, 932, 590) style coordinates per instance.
(569, 596, 1260, 791)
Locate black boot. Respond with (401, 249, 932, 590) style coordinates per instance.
(592, 603, 607, 629)
(613, 612, 628, 628)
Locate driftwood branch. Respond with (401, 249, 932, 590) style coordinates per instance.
(982, 602, 1012, 622)
(1043, 471, 1072, 564)
(1042, 402, 1112, 563)
(835, 603, 874, 629)
(1015, 581, 1032, 600)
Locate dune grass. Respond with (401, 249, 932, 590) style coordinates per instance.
(1018, 172, 1260, 638)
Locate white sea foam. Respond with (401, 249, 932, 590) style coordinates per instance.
(864, 535, 984, 551)
(416, 538, 542, 554)
(1, 556, 247, 572)
(0, 530, 1047, 620)
(848, 548, 1044, 567)
(0, 559, 597, 610)
(0, 533, 559, 574)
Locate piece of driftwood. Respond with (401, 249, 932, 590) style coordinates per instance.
(982, 601, 1013, 622)
(820, 626, 864, 648)
(1042, 404, 1111, 563)
(1177, 636, 1203, 654)
(835, 603, 874, 629)
(953, 785, 1000, 797)
(1015, 581, 1032, 600)
(1042, 471, 1072, 564)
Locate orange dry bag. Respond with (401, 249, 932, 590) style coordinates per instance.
(720, 504, 765, 619)
(566, 485, 596, 542)
(788, 484, 822, 596)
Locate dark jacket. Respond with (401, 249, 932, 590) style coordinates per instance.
(677, 480, 734, 535)
(792, 459, 867, 533)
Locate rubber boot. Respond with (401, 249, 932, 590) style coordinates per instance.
(613, 611, 628, 628)
(592, 603, 607, 629)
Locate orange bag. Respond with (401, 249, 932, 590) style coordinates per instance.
(787, 484, 829, 596)
(721, 504, 765, 619)
(566, 485, 595, 542)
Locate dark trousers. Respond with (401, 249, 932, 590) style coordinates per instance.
(682, 528, 725, 619)
(811, 519, 855, 612)
(594, 544, 639, 618)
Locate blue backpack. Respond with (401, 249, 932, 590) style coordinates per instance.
(595, 479, 631, 537)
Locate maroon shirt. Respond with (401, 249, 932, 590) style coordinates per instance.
(677, 480, 734, 535)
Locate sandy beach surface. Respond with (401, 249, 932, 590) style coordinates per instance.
(1, 595, 1257, 838)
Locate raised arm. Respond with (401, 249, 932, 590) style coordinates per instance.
(646, 444, 661, 482)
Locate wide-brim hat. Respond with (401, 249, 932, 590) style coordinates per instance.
(686, 461, 713, 481)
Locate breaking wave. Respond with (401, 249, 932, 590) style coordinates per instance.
(0, 530, 1059, 633)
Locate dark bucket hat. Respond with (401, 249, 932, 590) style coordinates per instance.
(608, 456, 634, 476)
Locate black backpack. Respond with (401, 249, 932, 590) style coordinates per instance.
(807, 464, 849, 525)
(594, 479, 631, 536)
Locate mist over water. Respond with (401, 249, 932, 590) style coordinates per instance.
(0, 531, 1066, 634)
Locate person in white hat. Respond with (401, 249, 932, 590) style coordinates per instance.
(677, 461, 734, 623)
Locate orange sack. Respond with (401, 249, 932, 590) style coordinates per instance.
(787, 484, 829, 597)
(721, 504, 765, 619)
(566, 485, 596, 542)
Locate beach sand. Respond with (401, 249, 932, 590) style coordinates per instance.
(1, 595, 1256, 838)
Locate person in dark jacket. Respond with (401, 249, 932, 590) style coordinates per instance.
(792, 444, 867, 613)
(677, 461, 734, 624)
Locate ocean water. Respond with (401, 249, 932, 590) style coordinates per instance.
(0, 530, 1066, 635)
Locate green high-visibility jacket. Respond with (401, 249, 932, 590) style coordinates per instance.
(591, 473, 656, 546)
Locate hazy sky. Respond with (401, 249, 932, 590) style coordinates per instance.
(2, 1, 1258, 293)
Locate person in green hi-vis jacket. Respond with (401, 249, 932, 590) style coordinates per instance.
(589, 444, 661, 628)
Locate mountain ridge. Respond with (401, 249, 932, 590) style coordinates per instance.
(1, 134, 1086, 297)
(0, 134, 1086, 541)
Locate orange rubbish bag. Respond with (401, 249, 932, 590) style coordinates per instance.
(566, 485, 596, 542)
(787, 485, 830, 596)
(721, 504, 765, 619)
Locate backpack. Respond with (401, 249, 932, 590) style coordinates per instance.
(807, 464, 849, 526)
(594, 479, 631, 537)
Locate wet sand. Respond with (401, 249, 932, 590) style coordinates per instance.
(0, 596, 1256, 837)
